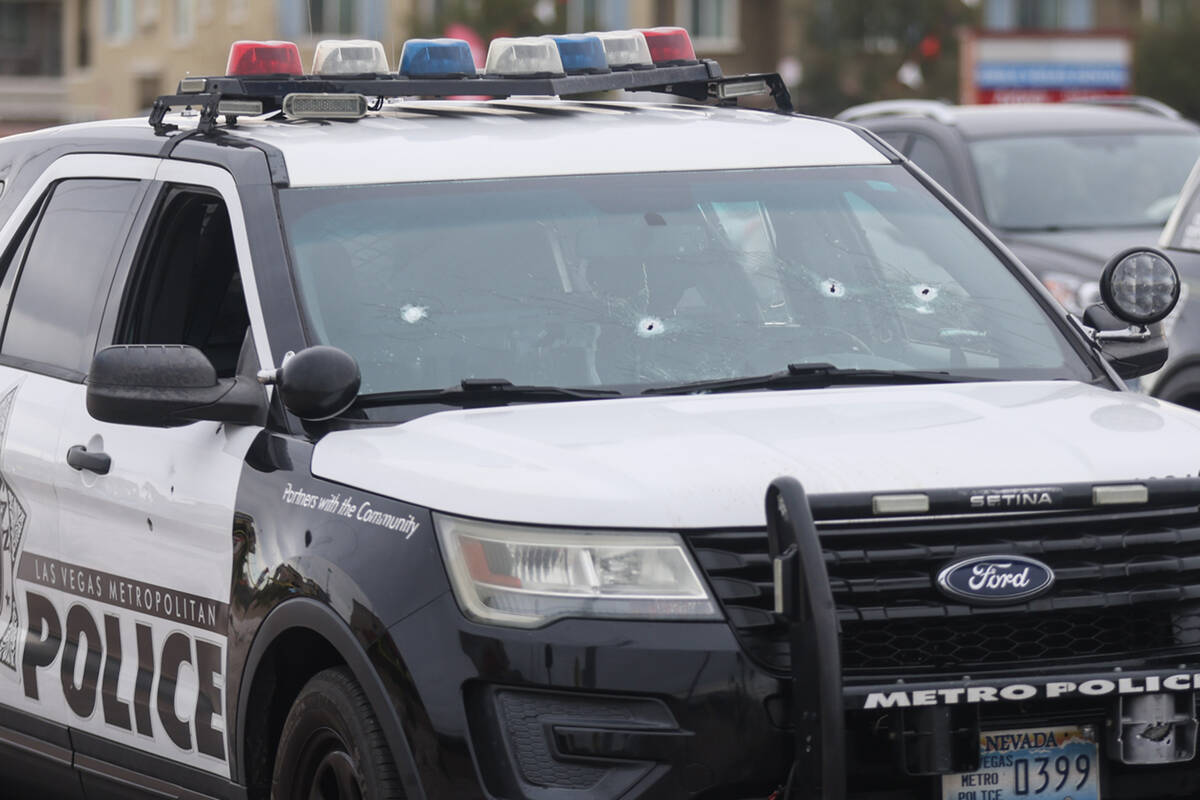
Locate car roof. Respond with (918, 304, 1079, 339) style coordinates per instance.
(2, 100, 891, 189)
(222, 99, 890, 187)
(842, 101, 1200, 139)
(947, 103, 1200, 138)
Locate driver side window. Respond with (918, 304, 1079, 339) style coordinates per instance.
(116, 186, 252, 378)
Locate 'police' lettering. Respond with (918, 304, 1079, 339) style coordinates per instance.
(61, 605, 102, 718)
(102, 614, 131, 731)
(22, 591, 60, 700)
(195, 639, 224, 760)
(19, 592, 226, 761)
(157, 632, 193, 751)
(133, 622, 154, 737)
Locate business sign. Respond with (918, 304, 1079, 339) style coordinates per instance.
(961, 33, 1131, 104)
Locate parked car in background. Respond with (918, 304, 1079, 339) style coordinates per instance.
(839, 99, 1200, 317)
(1152, 158, 1200, 407)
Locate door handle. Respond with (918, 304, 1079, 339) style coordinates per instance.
(66, 445, 111, 475)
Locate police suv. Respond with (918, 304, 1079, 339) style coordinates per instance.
(0, 28, 1196, 800)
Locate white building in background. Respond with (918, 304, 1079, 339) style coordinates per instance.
(0, 0, 66, 135)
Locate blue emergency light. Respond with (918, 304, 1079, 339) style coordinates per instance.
(547, 34, 610, 75)
(398, 38, 477, 78)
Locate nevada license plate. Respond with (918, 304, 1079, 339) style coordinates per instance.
(941, 725, 1100, 800)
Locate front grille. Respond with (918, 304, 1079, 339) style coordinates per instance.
(688, 505, 1200, 677)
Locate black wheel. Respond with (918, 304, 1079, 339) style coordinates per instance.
(1153, 366, 1200, 412)
(271, 666, 405, 800)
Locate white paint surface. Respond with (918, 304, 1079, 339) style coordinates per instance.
(313, 381, 1200, 529)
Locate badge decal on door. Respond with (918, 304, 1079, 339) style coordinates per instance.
(0, 386, 27, 671)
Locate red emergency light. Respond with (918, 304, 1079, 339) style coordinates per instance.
(226, 40, 304, 77)
(639, 27, 697, 66)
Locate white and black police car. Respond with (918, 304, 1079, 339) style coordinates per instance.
(0, 28, 1198, 800)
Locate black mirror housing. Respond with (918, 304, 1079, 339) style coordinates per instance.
(260, 345, 361, 422)
(1082, 304, 1169, 379)
(87, 345, 268, 427)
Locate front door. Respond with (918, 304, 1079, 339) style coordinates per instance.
(50, 161, 270, 794)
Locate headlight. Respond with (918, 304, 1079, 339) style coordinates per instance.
(434, 514, 719, 627)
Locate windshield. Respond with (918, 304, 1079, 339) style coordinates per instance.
(970, 133, 1200, 231)
(279, 166, 1095, 402)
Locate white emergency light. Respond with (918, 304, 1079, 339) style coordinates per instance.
(484, 37, 565, 77)
(312, 39, 390, 75)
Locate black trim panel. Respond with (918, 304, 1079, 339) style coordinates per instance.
(0, 716, 72, 767)
(71, 729, 246, 800)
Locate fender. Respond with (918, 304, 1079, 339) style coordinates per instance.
(233, 597, 427, 799)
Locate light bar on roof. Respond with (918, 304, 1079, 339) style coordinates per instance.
(398, 38, 477, 78)
(226, 40, 303, 76)
(546, 34, 610, 75)
(639, 27, 697, 66)
(589, 30, 654, 70)
(484, 37, 565, 77)
(312, 39, 389, 75)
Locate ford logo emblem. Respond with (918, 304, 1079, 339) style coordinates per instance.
(936, 555, 1055, 605)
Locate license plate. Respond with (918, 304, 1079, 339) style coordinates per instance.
(941, 725, 1100, 800)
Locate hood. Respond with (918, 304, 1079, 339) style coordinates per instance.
(311, 381, 1200, 530)
(1001, 228, 1159, 279)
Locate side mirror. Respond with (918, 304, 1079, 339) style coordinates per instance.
(257, 345, 360, 422)
(1080, 248, 1180, 380)
(87, 345, 268, 427)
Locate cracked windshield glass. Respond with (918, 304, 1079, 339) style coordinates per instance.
(280, 166, 1092, 397)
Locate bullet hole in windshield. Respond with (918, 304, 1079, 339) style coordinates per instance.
(911, 285, 938, 314)
(821, 279, 845, 298)
(400, 304, 428, 324)
(637, 316, 666, 337)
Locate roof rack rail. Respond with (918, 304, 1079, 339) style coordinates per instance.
(148, 62, 794, 134)
(835, 99, 956, 125)
(1062, 95, 1182, 120)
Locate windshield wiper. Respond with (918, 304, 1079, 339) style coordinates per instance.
(641, 363, 990, 396)
(353, 378, 622, 409)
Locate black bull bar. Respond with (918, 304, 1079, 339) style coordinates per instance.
(766, 477, 846, 800)
(764, 476, 1200, 798)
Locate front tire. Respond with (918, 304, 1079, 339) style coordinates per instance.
(271, 666, 404, 800)
(1152, 365, 1200, 411)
